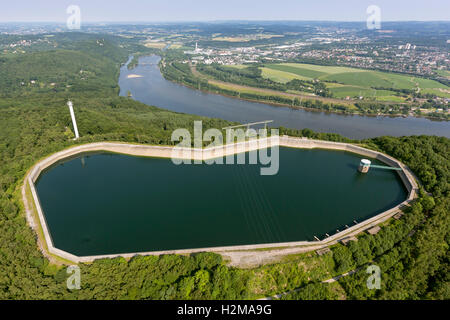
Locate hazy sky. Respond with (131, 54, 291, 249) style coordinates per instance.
(1, 0, 449, 22)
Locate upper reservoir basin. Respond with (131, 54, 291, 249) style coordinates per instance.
(35, 147, 407, 256)
(118, 55, 450, 140)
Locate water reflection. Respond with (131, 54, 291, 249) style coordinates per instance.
(118, 55, 450, 139)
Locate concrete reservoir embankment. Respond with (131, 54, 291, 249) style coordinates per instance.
(23, 136, 418, 263)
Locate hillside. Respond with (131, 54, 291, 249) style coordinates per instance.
(0, 33, 448, 300)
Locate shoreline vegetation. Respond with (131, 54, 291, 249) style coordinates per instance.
(155, 55, 449, 121)
(0, 33, 448, 300)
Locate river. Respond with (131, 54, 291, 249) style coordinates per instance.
(118, 55, 450, 139)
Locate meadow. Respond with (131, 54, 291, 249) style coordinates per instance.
(262, 63, 450, 100)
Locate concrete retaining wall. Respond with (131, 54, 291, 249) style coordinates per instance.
(23, 136, 418, 263)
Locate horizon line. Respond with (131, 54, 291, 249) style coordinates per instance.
(1, 19, 450, 24)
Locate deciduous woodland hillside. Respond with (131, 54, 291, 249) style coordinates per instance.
(0, 33, 448, 299)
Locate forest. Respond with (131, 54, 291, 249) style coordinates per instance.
(0, 32, 448, 300)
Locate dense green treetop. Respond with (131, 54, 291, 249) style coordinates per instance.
(0, 32, 448, 300)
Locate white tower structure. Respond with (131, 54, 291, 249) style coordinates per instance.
(67, 100, 80, 140)
(358, 159, 371, 173)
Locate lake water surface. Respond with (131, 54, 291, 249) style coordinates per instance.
(36, 148, 407, 256)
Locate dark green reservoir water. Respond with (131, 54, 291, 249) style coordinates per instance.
(36, 147, 407, 256)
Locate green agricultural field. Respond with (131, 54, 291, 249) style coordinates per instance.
(212, 81, 291, 98)
(263, 63, 450, 99)
(260, 67, 309, 83)
(436, 69, 450, 78)
(323, 72, 411, 89)
(274, 63, 363, 74)
(225, 64, 248, 69)
(328, 85, 405, 101)
(414, 77, 447, 89)
(264, 64, 327, 79)
(422, 88, 450, 97)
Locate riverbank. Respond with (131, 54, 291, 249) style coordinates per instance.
(24, 136, 418, 264)
(119, 55, 450, 138)
(159, 58, 448, 121)
(166, 76, 419, 120)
